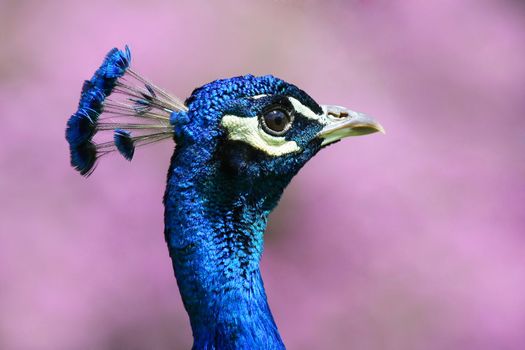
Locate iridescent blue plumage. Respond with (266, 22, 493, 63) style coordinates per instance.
(90, 46, 131, 94)
(164, 75, 326, 349)
(65, 46, 131, 174)
(114, 129, 135, 160)
(66, 47, 383, 349)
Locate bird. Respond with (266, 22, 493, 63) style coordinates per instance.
(65, 46, 384, 350)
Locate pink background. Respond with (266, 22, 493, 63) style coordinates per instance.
(1, 0, 525, 349)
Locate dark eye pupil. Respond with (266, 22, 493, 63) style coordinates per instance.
(263, 109, 290, 133)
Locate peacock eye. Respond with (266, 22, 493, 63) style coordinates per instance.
(261, 109, 292, 136)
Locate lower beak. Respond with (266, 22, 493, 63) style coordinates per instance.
(317, 105, 385, 146)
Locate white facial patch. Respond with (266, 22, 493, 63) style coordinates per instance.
(221, 115, 301, 156)
(287, 97, 321, 121)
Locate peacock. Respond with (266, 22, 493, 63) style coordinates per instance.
(65, 46, 384, 349)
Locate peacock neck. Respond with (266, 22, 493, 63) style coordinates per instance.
(164, 146, 289, 349)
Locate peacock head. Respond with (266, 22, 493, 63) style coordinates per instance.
(173, 75, 384, 182)
(66, 46, 383, 183)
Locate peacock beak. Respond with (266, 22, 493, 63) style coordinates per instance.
(317, 105, 385, 146)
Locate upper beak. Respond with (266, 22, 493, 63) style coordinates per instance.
(317, 105, 385, 146)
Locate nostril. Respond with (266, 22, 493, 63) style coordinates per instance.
(327, 111, 348, 119)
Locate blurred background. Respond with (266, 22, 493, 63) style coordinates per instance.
(1, 0, 525, 349)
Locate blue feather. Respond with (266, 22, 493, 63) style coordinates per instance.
(114, 129, 135, 161)
(90, 46, 131, 94)
(69, 141, 97, 176)
(78, 81, 105, 114)
(65, 45, 178, 176)
(66, 46, 132, 174)
(65, 110, 96, 146)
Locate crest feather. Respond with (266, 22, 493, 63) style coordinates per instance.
(65, 46, 187, 176)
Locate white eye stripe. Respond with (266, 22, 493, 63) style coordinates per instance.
(287, 97, 320, 121)
(249, 95, 320, 121)
(221, 115, 301, 156)
(250, 94, 269, 100)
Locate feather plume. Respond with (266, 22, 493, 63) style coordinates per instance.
(65, 46, 187, 176)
